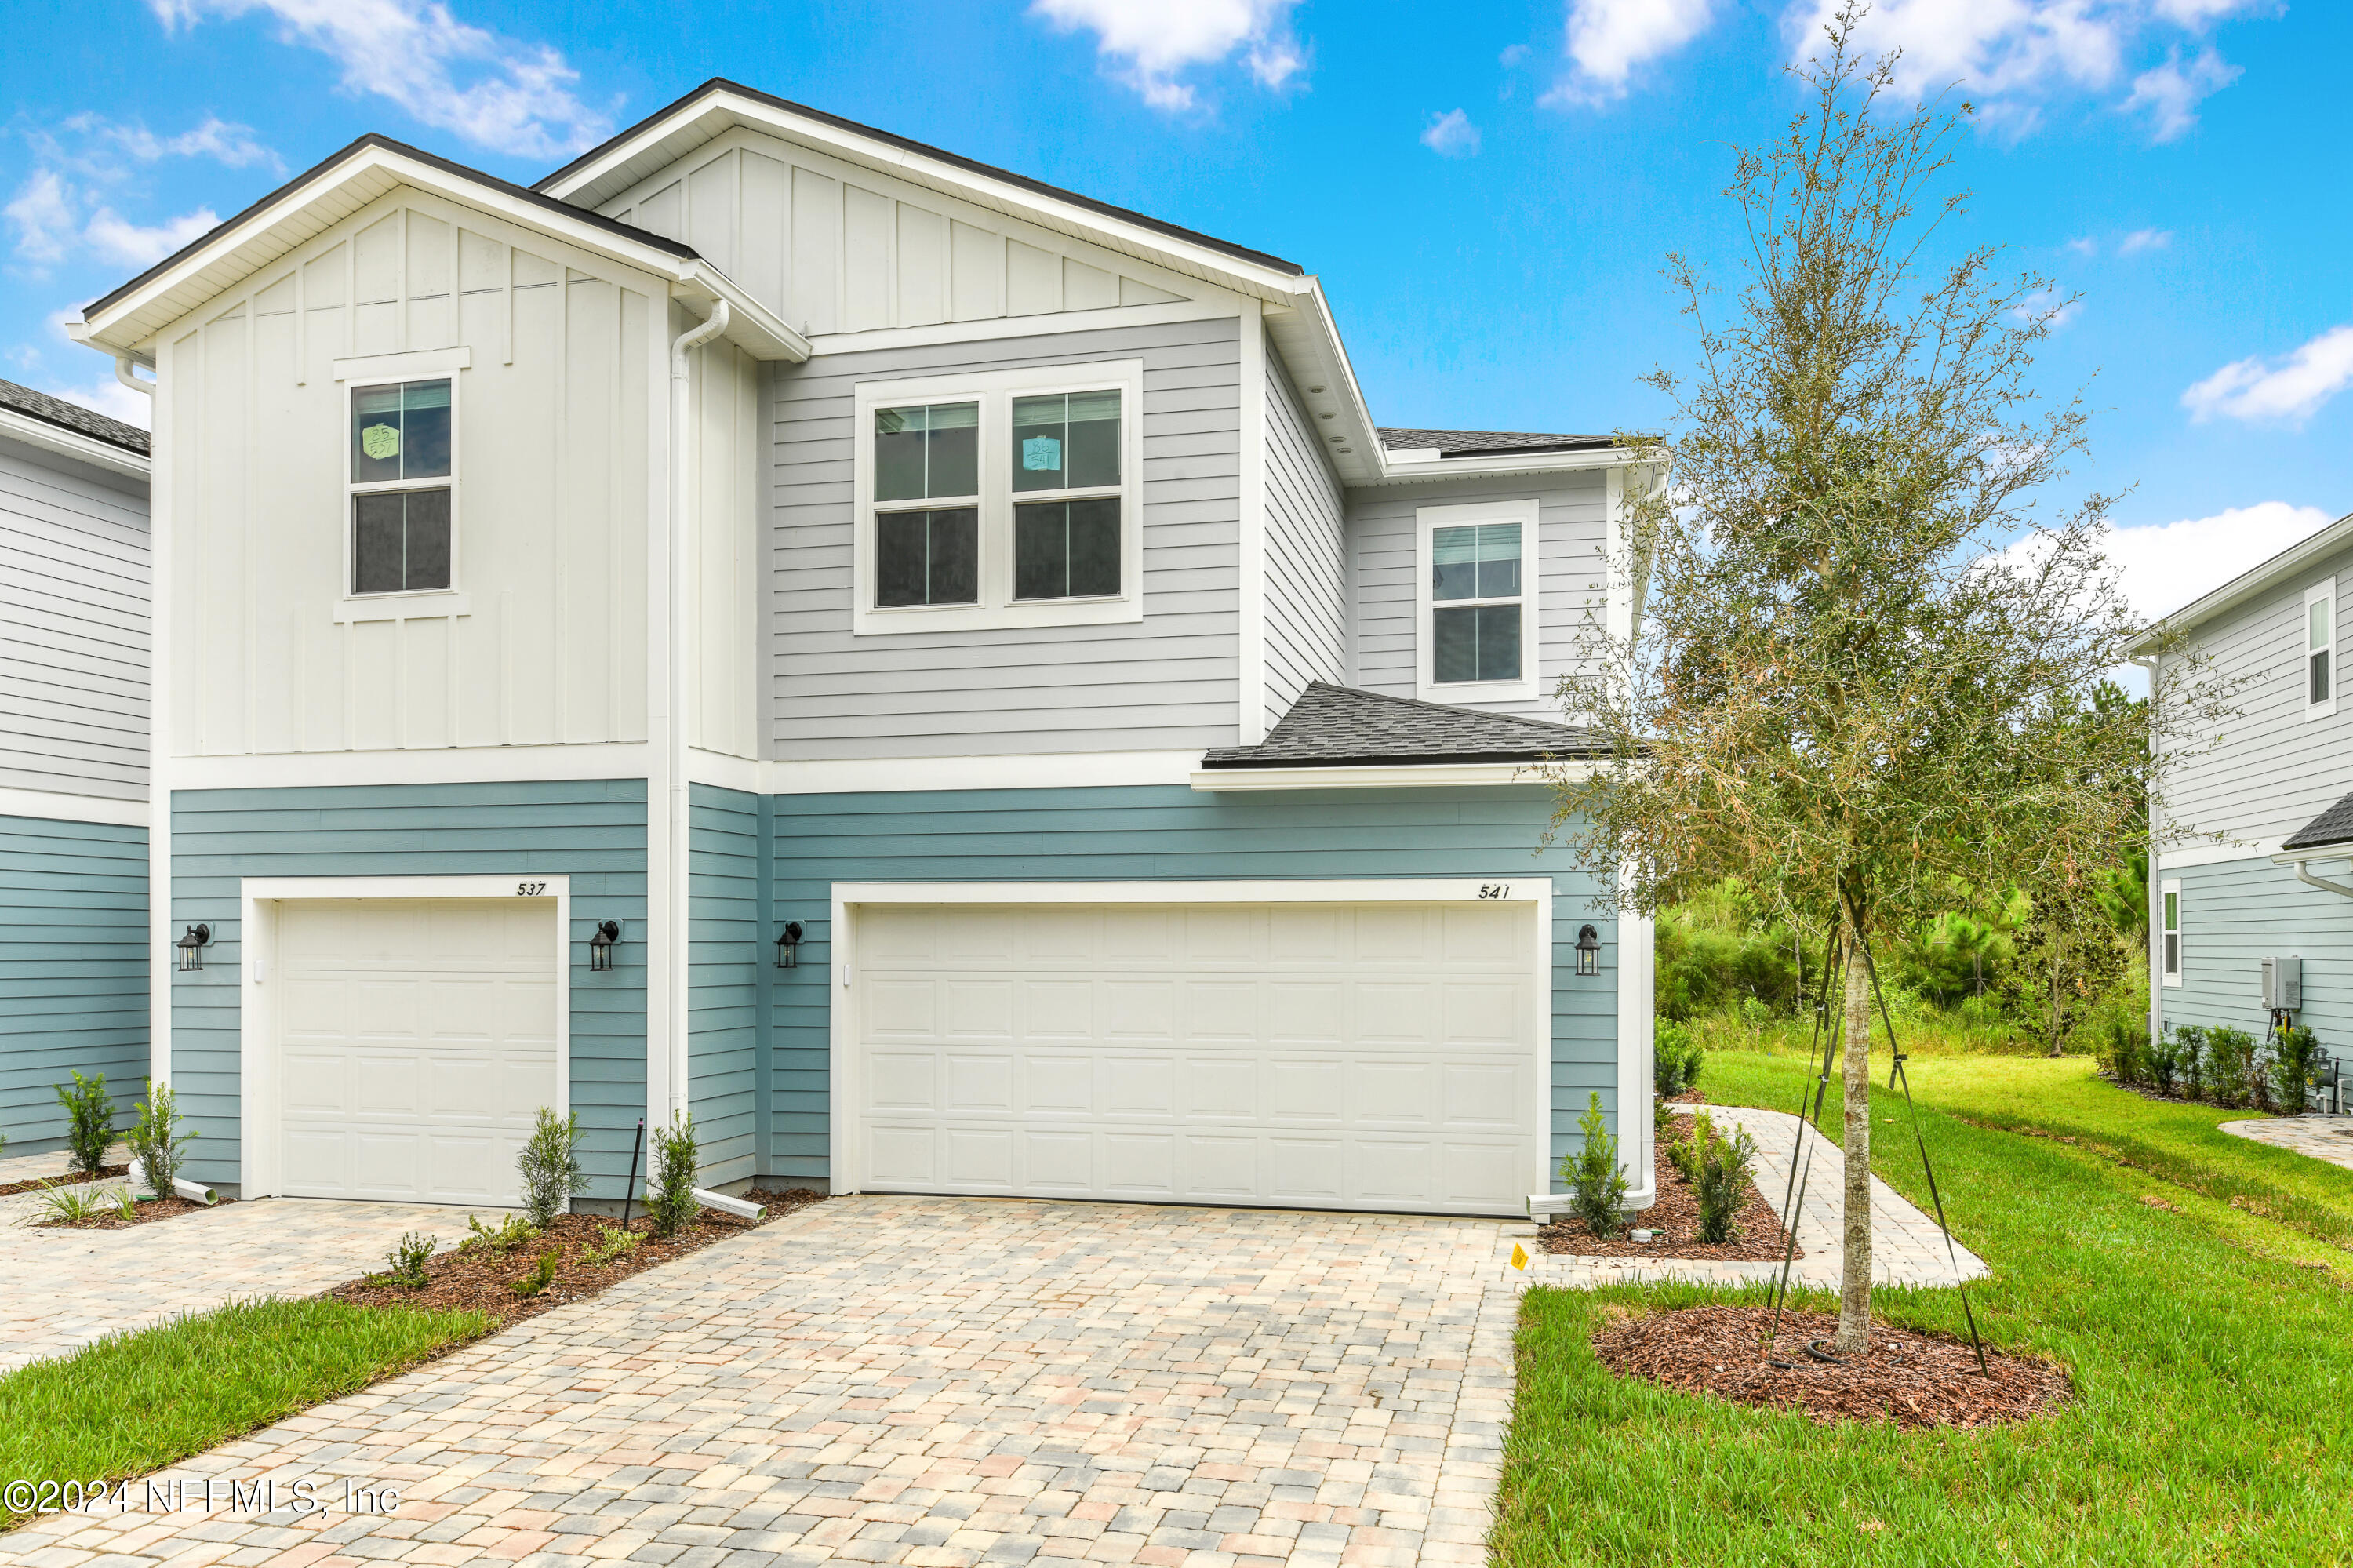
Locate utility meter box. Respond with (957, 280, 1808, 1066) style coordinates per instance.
(2262, 956, 2303, 1010)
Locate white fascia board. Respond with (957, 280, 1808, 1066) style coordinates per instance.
(0, 406, 148, 479)
(1190, 762, 1579, 791)
(2159, 839, 2282, 869)
(767, 751, 1200, 794)
(678, 262, 810, 361)
(1366, 446, 1645, 486)
(2129, 510, 2353, 654)
(169, 743, 656, 791)
(0, 786, 148, 828)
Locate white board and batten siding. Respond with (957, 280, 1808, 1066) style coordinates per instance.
(687, 332, 764, 762)
(1261, 351, 1348, 733)
(0, 436, 149, 801)
(158, 186, 667, 760)
(769, 318, 1243, 759)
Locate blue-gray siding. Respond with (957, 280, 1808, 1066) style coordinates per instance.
(169, 780, 647, 1194)
(689, 783, 762, 1184)
(2161, 855, 2353, 1051)
(765, 783, 1620, 1184)
(0, 812, 147, 1151)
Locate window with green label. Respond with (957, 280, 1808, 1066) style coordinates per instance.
(348, 379, 453, 595)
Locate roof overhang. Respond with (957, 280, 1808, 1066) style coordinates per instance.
(0, 403, 148, 479)
(2129, 508, 2353, 657)
(71, 135, 808, 365)
(1190, 761, 1583, 791)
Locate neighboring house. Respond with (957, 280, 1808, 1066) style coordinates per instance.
(0, 379, 151, 1153)
(67, 80, 1657, 1214)
(2136, 510, 2353, 1057)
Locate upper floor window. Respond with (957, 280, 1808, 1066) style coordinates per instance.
(852, 362, 1144, 635)
(2307, 579, 2336, 718)
(1416, 497, 1540, 701)
(349, 378, 453, 596)
(2160, 879, 2181, 987)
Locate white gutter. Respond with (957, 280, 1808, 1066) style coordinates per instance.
(2270, 850, 2353, 900)
(666, 299, 730, 1119)
(114, 356, 155, 396)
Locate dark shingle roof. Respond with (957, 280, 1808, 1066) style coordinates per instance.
(1378, 427, 1615, 458)
(0, 378, 148, 456)
(1201, 682, 1602, 769)
(2284, 791, 2353, 852)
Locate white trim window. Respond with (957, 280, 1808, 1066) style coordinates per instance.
(853, 361, 1145, 635)
(2161, 879, 2181, 987)
(1416, 497, 1540, 701)
(347, 377, 455, 597)
(2306, 579, 2337, 719)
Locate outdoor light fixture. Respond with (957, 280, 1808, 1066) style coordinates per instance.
(1575, 923, 1602, 977)
(176, 923, 213, 973)
(587, 919, 622, 972)
(775, 920, 804, 970)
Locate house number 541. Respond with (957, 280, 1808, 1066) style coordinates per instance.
(1478, 884, 1511, 899)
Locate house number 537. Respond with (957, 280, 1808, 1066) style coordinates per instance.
(516, 881, 548, 897)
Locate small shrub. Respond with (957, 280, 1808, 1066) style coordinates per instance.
(646, 1111, 700, 1239)
(381, 1231, 436, 1290)
(125, 1082, 197, 1200)
(1653, 1020, 1693, 1096)
(2149, 1028, 2184, 1095)
(1653, 1096, 1675, 1145)
(2095, 1013, 2148, 1087)
(516, 1108, 588, 1228)
(2273, 1026, 2326, 1115)
(53, 1071, 115, 1177)
(1667, 1115, 1705, 1184)
(1562, 1093, 1630, 1238)
(508, 1246, 562, 1298)
(581, 1224, 639, 1266)
(2176, 1024, 2208, 1101)
(460, 1213, 539, 1254)
(2206, 1027, 2256, 1110)
(1691, 1119, 1762, 1243)
(1680, 1036, 1707, 1093)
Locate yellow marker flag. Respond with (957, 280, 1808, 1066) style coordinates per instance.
(1509, 1241, 1531, 1271)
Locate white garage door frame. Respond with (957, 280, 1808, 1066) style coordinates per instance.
(827, 878, 1559, 1207)
(237, 875, 572, 1199)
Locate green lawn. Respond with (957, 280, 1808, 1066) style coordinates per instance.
(1494, 1050, 2353, 1567)
(0, 1297, 484, 1528)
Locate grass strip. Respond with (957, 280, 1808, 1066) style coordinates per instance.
(0, 1295, 485, 1529)
(1494, 1051, 2353, 1567)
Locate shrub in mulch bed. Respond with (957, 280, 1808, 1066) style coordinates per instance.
(1592, 1304, 2071, 1430)
(329, 1188, 826, 1330)
(31, 1194, 235, 1230)
(0, 1164, 130, 1199)
(1538, 1109, 1797, 1261)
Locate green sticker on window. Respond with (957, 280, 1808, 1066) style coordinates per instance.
(361, 422, 402, 460)
(1022, 436, 1060, 471)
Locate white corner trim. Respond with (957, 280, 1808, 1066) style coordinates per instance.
(1189, 762, 1572, 791)
(0, 405, 149, 479)
(0, 786, 149, 828)
(1415, 495, 1542, 703)
(168, 743, 656, 791)
(2155, 839, 2282, 870)
(332, 346, 474, 382)
(767, 750, 1198, 794)
(1237, 302, 1269, 746)
(684, 748, 763, 795)
(1616, 864, 1656, 1210)
(331, 591, 474, 624)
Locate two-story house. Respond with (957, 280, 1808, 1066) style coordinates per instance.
(68, 81, 1657, 1216)
(0, 379, 151, 1154)
(2137, 510, 2353, 1064)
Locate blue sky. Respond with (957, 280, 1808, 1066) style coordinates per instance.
(4, 0, 2344, 618)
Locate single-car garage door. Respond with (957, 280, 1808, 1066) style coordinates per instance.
(849, 899, 1544, 1215)
(275, 898, 559, 1205)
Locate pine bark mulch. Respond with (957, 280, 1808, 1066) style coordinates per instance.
(328, 1188, 826, 1330)
(0, 1163, 131, 1199)
(1592, 1304, 2071, 1429)
(31, 1192, 236, 1229)
(1538, 1110, 1798, 1261)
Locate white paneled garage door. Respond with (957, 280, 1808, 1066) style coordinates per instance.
(849, 899, 1544, 1215)
(274, 899, 559, 1205)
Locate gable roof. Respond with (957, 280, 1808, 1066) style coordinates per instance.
(1379, 427, 1614, 458)
(2283, 791, 2353, 853)
(2129, 509, 2353, 656)
(1201, 682, 1602, 769)
(0, 378, 148, 456)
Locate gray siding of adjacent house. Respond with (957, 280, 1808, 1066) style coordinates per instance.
(0, 435, 148, 801)
(2158, 857, 2353, 1049)
(1262, 350, 1347, 732)
(1346, 470, 1606, 719)
(768, 316, 1241, 759)
(0, 813, 147, 1152)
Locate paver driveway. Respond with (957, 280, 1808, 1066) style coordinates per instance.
(13, 1195, 1524, 1568)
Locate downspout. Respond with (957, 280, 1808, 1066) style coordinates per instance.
(2285, 858, 2353, 900)
(115, 356, 155, 396)
(2131, 652, 2162, 1054)
(667, 300, 729, 1122)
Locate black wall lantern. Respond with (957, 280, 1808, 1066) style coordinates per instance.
(775, 920, 804, 969)
(587, 919, 622, 972)
(176, 923, 213, 973)
(1575, 923, 1602, 977)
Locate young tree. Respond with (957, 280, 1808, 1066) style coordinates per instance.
(1552, 12, 2232, 1355)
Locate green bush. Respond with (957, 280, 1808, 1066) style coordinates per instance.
(508, 1246, 562, 1298)
(2272, 1026, 2326, 1115)
(1689, 1116, 1762, 1243)
(1562, 1093, 1629, 1238)
(125, 1082, 195, 1199)
(53, 1071, 115, 1177)
(2176, 1024, 2208, 1101)
(2206, 1027, 2257, 1110)
(460, 1213, 537, 1254)
(646, 1111, 700, 1239)
(380, 1231, 436, 1290)
(516, 1108, 587, 1228)
(2094, 1011, 2148, 1086)
(1653, 880, 1802, 1022)
(1652, 1095, 1675, 1145)
(1652, 1021, 1706, 1097)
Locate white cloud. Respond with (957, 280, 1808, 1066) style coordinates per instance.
(2182, 326, 2353, 425)
(1420, 109, 1482, 158)
(2065, 235, 2099, 256)
(60, 112, 282, 173)
(149, 0, 612, 158)
(83, 206, 221, 267)
(2012, 287, 2082, 328)
(2117, 227, 2173, 253)
(2122, 46, 2238, 140)
(1548, 0, 1715, 105)
(4, 171, 78, 267)
(1500, 43, 1532, 67)
(1028, 0, 1305, 111)
(2104, 501, 2334, 620)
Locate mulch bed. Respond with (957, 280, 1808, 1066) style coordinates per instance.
(1593, 1304, 2071, 1429)
(0, 1163, 130, 1199)
(327, 1188, 826, 1329)
(31, 1192, 236, 1229)
(1538, 1110, 1798, 1261)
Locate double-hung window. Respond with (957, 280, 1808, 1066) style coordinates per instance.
(853, 362, 1144, 634)
(2307, 580, 2337, 719)
(2161, 879, 2181, 987)
(1416, 497, 1539, 700)
(348, 378, 453, 596)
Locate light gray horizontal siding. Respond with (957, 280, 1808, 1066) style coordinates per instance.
(1346, 470, 1606, 720)
(1263, 348, 1347, 729)
(768, 317, 1242, 759)
(2160, 856, 2353, 1051)
(0, 812, 147, 1152)
(0, 437, 149, 801)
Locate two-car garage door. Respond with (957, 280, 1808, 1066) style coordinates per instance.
(849, 899, 1544, 1216)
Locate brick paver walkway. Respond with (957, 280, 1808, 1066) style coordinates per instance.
(2219, 1115, 2353, 1173)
